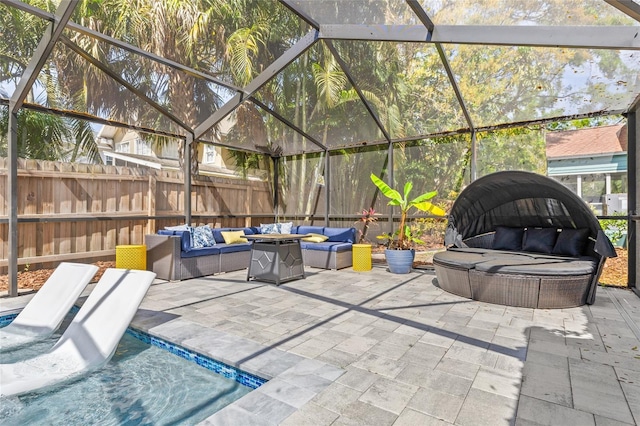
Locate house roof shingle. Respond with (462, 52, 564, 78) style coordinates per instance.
(546, 124, 627, 159)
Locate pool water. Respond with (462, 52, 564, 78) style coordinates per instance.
(0, 315, 259, 425)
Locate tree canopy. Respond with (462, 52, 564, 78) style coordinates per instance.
(1, 0, 637, 213)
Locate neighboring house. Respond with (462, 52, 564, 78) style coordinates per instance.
(96, 122, 263, 179)
(546, 124, 628, 215)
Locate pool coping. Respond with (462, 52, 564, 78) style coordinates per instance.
(0, 295, 344, 425)
(130, 312, 345, 425)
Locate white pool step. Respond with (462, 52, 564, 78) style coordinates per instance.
(0, 263, 99, 351)
(0, 268, 155, 397)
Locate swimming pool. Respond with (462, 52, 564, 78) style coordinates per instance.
(0, 312, 266, 425)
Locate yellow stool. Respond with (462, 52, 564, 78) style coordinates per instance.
(352, 244, 372, 271)
(116, 245, 147, 270)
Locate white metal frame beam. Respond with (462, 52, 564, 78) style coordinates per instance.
(249, 98, 328, 151)
(319, 24, 640, 50)
(406, 0, 477, 181)
(324, 40, 393, 143)
(628, 109, 638, 290)
(7, 0, 77, 296)
(193, 29, 319, 141)
(60, 36, 192, 134)
(280, 0, 320, 29)
(2, 0, 242, 92)
(605, 0, 640, 22)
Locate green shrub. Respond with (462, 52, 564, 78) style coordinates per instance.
(600, 214, 627, 245)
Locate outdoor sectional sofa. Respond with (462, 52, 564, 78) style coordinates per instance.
(145, 225, 356, 281)
(434, 171, 616, 309)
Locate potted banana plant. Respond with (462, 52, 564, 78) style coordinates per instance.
(370, 173, 446, 273)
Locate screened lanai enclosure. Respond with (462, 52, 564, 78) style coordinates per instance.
(1, 0, 639, 296)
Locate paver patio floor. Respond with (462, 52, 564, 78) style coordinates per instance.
(3, 264, 640, 425)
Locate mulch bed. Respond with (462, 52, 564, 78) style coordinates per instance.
(0, 248, 630, 293)
(0, 261, 115, 293)
(599, 247, 629, 287)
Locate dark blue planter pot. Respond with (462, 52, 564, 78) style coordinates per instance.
(385, 249, 415, 274)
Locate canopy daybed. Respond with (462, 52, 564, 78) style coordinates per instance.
(435, 171, 617, 308)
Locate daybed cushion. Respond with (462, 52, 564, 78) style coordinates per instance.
(435, 247, 597, 276)
(474, 258, 596, 276)
(522, 228, 558, 254)
(553, 228, 590, 257)
(433, 250, 490, 269)
(492, 226, 524, 251)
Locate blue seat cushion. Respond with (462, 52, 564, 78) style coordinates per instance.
(323, 227, 356, 243)
(217, 243, 252, 254)
(301, 242, 352, 252)
(181, 246, 220, 258)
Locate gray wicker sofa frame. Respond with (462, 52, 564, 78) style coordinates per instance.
(145, 225, 356, 281)
(434, 171, 616, 309)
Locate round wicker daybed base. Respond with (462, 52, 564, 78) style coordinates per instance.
(434, 259, 593, 309)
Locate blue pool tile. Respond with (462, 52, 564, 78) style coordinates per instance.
(125, 327, 267, 390)
(2, 313, 267, 390)
(0, 313, 18, 328)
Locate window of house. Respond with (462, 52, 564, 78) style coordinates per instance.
(203, 144, 217, 164)
(160, 143, 179, 159)
(611, 173, 628, 194)
(582, 174, 606, 203)
(135, 138, 152, 156)
(115, 142, 129, 153)
(552, 175, 577, 194)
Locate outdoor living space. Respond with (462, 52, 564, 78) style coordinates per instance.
(4, 265, 639, 425)
(2, 0, 640, 424)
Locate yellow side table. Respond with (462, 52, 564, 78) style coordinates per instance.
(116, 245, 147, 270)
(352, 244, 372, 271)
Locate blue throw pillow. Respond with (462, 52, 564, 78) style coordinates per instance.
(192, 226, 216, 248)
(260, 223, 279, 234)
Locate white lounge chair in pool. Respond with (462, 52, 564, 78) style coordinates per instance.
(0, 268, 156, 397)
(0, 262, 99, 351)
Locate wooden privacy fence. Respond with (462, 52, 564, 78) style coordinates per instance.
(0, 158, 274, 272)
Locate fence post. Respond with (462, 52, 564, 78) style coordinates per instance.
(148, 174, 156, 234)
(245, 185, 252, 227)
